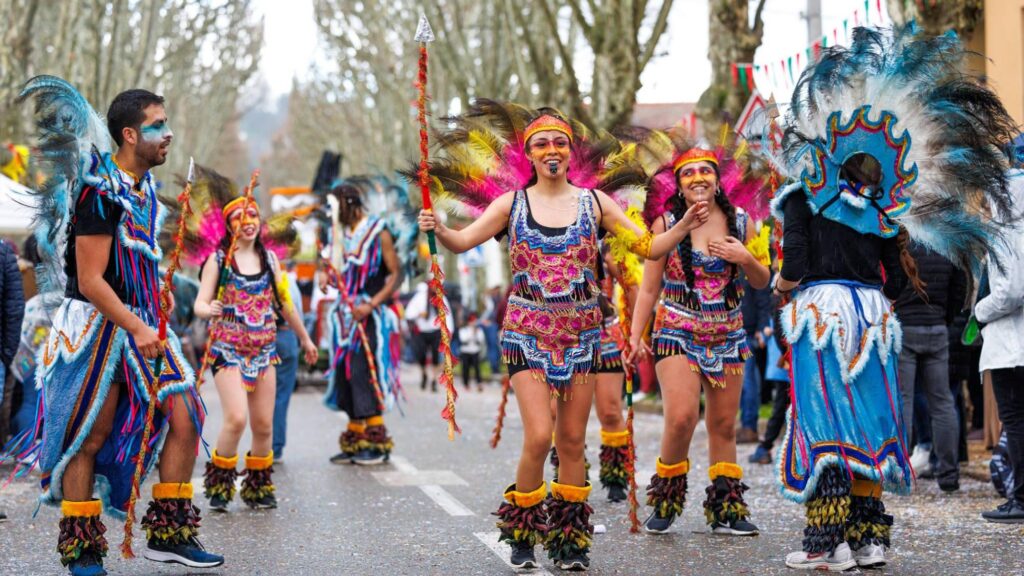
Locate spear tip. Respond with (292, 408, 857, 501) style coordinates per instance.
(186, 157, 195, 184)
(415, 14, 434, 43)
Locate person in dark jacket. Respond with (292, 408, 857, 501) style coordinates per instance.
(893, 242, 967, 492)
(737, 278, 771, 443)
(0, 238, 26, 443)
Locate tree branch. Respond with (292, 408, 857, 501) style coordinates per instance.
(639, 0, 674, 68)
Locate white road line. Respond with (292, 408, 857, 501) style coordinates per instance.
(386, 455, 420, 474)
(419, 484, 475, 516)
(474, 531, 554, 575)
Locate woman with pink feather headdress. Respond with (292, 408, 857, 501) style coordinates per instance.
(624, 127, 772, 538)
(418, 100, 709, 571)
(182, 165, 317, 514)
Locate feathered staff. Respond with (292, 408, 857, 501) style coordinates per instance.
(415, 15, 460, 439)
(121, 158, 195, 557)
(196, 169, 259, 388)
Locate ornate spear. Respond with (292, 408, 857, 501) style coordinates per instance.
(122, 158, 195, 557)
(415, 15, 459, 439)
(196, 169, 260, 389)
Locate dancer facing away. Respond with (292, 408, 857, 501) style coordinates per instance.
(628, 145, 770, 537)
(194, 182, 317, 512)
(771, 25, 1017, 571)
(17, 77, 223, 575)
(323, 181, 403, 466)
(419, 105, 709, 571)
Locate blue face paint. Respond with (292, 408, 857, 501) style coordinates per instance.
(140, 120, 173, 143)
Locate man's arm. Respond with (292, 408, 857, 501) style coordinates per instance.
(77, 234, 161, 358)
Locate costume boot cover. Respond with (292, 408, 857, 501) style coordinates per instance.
(598, 429, 630, 490)
(545, 481, 594, 564)
(703, 462, 753, 527)
(203, 450, 238, 502)
(494, 483, 548, 547)
(141, 483, 202, 548)
(240, 451, 275, 507)
(803, 465, 851, 554)
(364, 416, 394, 455)
(339, 422, 367, 456)
(647, 458, 689, 519)
(846, 479, 892, 550)
(59, 499, 108, 567)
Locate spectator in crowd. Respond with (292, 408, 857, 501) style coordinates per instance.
(405, 279, 452, 392)
(480, 285, 502, 379)
(0, 238, 25, 523)
(274, 261, 305, 460)
(893, 242, 966, 492)
(738, 276, 772, 443)
(458, 311, 486, 391)
(749, 307, 790, 464)
(975, 174, 1024, 523)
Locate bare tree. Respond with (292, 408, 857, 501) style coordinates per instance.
(695, 0, 767, 139)
(886, 0, 983, 38)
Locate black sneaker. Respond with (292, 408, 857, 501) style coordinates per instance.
(982, 499, 1024, 523)
(247, 493, 278, 510)
(143, 537, 225, 568)
(509, 541, 537, 569)
(938, 478, 960, 493)
(643, 509, 677, 534)
(208, 494, 230, 512)
(607, 484, 627, 503)
(67, 552, 107, 576)
(710, 517, 759, 536)
(329, 451, 355, 465)
(352, 448, 387, 466)
(555, 551, 590, 571)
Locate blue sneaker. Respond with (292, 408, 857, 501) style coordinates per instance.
(748, 446, 771, 465)
(143, 537, 224, 568)
(67, 553, 106, 576)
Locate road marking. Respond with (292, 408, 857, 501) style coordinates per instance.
(420, 484, 475, 516)
(378, 456, 474, 516)
(475, 531, 554, 575)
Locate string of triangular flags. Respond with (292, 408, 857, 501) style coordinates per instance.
(730, 0, 890, 94)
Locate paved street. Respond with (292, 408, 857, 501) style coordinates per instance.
(2, 364, 1022, 575)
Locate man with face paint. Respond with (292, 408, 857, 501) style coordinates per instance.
(30, 88, 224, 575)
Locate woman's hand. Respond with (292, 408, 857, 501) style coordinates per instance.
(707, 236, 751, 264)
(209, 300, 223, 318)
(301, 337, 319, 365)
(624, 335, 651, 363)
(418, 209, 444, 233)
(352, 302, 373, 322)
(679, 201, 709, 232)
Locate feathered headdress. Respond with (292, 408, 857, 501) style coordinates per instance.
(770, 24, 1018, 275)
(620, 124, 774, 225)
(176, 164, 298, 266)
(417, 99, 648, 218)
(328, 174, 420, 278)
(18, 75, 113, 301)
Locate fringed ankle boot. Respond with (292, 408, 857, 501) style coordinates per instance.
(846, 478, 891, 568)
(494, 482, 547, 570)
(332, 422, 367, 464)
(703, 462, 758, 536)
(545, 481, 594, 571)
(599, 428, 630, 503)
(141, 483, 224, 568)
(784, 465, 856, 571)
(59, 499, 108, 576)
(203, 450, 238, 512)
(644, 457, 688, 534)
(355, 415, 392, 466)
(241, 451, 277, 510)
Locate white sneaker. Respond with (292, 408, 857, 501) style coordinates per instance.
(785, 542, 857, 571)
(909, 444, 931, 476)
(853, 543, 886, 567)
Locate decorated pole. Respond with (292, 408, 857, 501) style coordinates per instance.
(415, 15, 459, 439)
(197, 169, 260, 389)
(121, 158, 195, 557)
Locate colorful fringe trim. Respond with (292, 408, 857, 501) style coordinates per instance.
(494, 483, 548, 547)
(647, 458, 688, 519)
(802, 466, 851, 554)
(545, 482, 594, 563)
(846, 495, 892, 550)
(703, 471, 752, 526)
(58, 500, 108, 566)
(599, 429, 630, 490)
(203, 451, 238, 502)
(141, 495, 202, 546)
(241, 452, 275, 506)
(339, 422, 367, 455)
(365, 424, 394, 454)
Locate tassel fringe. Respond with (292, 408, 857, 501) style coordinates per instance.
(58, 509, 108, 566)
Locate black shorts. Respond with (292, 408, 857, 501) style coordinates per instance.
(415, 330, 442, 365)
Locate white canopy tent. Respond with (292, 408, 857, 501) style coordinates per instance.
(0, 174, 37, 236)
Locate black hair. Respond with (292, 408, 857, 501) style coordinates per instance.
(107, 89, 165, 146)
(666, 163, 741, 310)
(22, 234, 41, 266)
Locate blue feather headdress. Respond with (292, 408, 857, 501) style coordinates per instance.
(771, 25, 1018, 276)
(18, 75, 113, 301)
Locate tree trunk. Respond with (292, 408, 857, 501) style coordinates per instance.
(886, 0, 983, 38)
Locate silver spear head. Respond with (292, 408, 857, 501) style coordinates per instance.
(415, 14, 434, 43)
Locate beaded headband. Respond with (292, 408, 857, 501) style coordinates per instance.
(524, 114, 573, 144)
(222, 196, 259, 218)
(673, 147, 718, 173)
